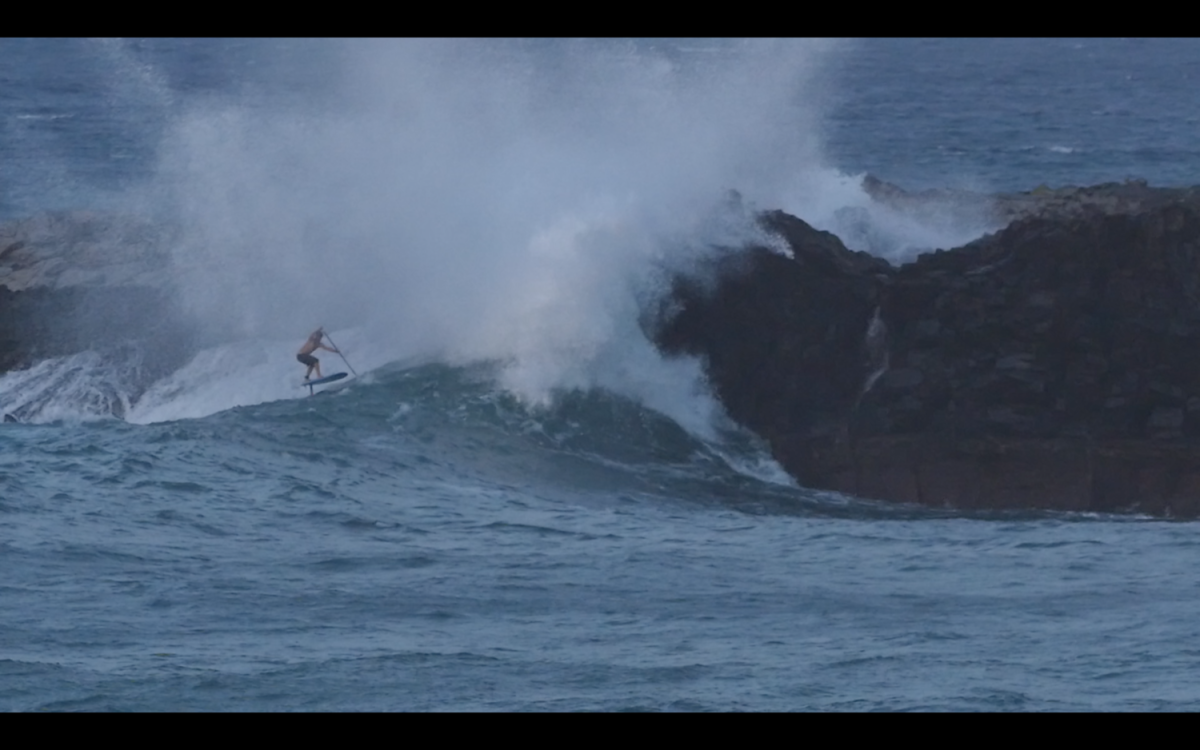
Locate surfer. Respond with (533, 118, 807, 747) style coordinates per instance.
(297, 328, 339, 381)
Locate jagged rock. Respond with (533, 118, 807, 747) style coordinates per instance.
(0, 211, 175, 292)
(653, 178, 1200, 517)
(651, 210, 890, 444)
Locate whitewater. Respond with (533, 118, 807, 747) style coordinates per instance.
(4, 39, 1200, 711)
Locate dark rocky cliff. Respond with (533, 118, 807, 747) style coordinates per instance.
(654, 179, 1200, 516)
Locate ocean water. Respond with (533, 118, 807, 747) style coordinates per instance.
(3, 38, 1200, 711)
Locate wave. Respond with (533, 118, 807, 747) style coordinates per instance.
(0, 345, 151, 423)
(3, 39, 999, 456)
(0, 338, 807, 509)
(4, 348, 1123, 521)
(137, 359, 893, 517)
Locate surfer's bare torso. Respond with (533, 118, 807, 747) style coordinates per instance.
(298, 330, 326, 357)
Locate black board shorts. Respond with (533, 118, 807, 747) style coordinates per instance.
(297, 353, 319, 367)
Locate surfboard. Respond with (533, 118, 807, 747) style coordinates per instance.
(302, 372, 348, 391)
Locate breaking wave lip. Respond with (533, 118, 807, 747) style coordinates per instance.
(0, 348, 142, 424)
(123, 327, 386, 425)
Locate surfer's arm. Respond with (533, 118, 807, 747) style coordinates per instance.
(318, 343, 340, 354)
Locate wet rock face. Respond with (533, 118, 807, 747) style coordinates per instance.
(653, 181, 1200, 516)
(0, 212, 197, 413)
(868, 203, 1200, 443)
(652, 210, 890, 443)
(0, 211, 175, 292)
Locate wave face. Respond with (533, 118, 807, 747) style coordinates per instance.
(187, 360, 808, 511)
(5, 359, 1195, 712)
(5, 357, 887, 517)
(0, 359, 997, 522)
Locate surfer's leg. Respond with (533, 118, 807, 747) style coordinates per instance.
(298, 353, 319, 380)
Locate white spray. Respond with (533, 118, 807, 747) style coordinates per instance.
(5, 39, 997, 431)
(140, 39, 849, 434)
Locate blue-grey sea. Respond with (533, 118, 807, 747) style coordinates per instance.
(3, 39, 1200, 711)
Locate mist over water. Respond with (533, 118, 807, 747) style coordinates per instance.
(142, 39, 849, 430)
(4, 39, 995, 428)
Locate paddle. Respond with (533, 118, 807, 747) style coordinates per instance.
(322, 331, 359, 378)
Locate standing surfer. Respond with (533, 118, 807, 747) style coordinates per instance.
(297, 327, 339, 381)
